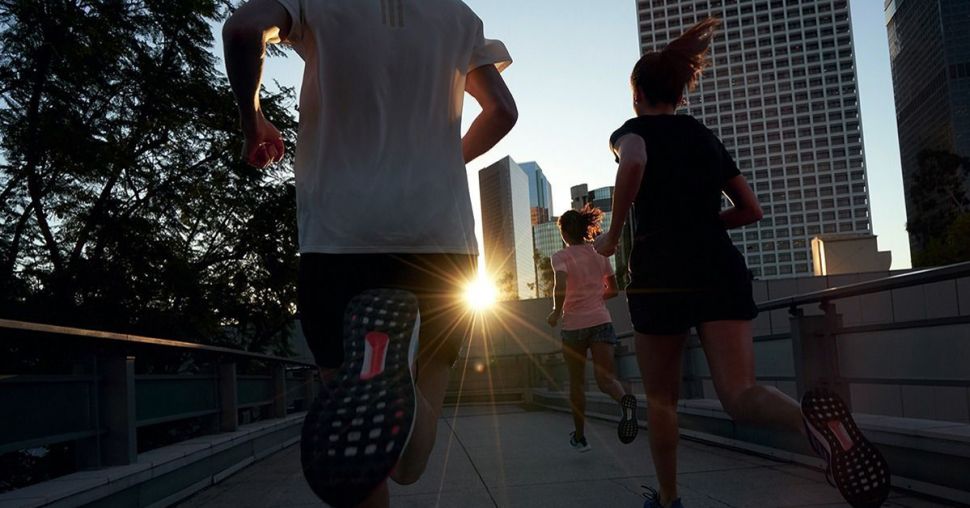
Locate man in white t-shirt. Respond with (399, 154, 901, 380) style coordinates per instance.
(223, 1, 516, 506)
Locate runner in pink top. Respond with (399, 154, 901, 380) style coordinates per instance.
(547, 206, 639, 450)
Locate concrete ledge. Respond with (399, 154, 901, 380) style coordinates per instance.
(531, 389, 970, 505)
(0, 413, 305, 508)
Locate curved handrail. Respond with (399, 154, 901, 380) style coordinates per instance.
(0, 318, 316, 368)
(757, 261, 970, 313)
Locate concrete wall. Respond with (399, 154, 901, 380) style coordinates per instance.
(464, 271, 970, 423)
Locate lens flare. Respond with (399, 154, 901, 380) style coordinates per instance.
(464, 276, 498, 312)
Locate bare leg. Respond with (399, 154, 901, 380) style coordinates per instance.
(563, 340, 589, 439)
(697, 321, 804, 434)
(354, 482, 389, 508)
(636, 332, 688, 507)
(391, 302, 466, 485)
(319, 367, 337, 383)
(590, 342, 626, 402)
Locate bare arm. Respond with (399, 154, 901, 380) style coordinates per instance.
(603, 274, 619, 300)
(546, 270, 568, 327)
(463, 65, 517, 164)
(595, 134, 647, 256)
(720, 174, 764, 229)
(222, 0, 291, 167)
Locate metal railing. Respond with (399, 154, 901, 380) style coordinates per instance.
(758, 261, 970, 313)
(465, 261, 970, 411)
(0, 319, 317, 472)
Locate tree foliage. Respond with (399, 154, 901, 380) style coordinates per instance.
(907, 150, 970, 267)
(530, 250, 554, 298)
(0, 0, 300, 354)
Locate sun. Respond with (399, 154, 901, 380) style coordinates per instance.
(464, 276, 498, 312)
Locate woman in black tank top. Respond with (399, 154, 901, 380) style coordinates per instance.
(593, 17, 890, 508)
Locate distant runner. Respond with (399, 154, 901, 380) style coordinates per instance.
(547, 206, 638, 452)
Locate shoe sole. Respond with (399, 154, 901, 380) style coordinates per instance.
(301, 289, 420, 508)
(802, 389, 891, 508)
(618, 394, 639, 444)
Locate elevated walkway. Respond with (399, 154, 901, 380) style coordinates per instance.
(176, 405, 943, 508)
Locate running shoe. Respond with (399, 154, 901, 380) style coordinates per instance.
(301, 289, 420, 508)
(569, 431, 591, 453)
(802, 388, 891, 508)
(642, 485, 684, 508)
(618, 393, 639, 444)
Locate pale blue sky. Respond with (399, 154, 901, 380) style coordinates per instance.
(248, 0, 912, 269)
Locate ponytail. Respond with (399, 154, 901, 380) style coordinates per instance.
(558, 205, 604, 245)
(631, 17, 720, 106)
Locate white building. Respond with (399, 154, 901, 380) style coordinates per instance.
(479, 156, 538, 300)
(636, 0, 872, 279)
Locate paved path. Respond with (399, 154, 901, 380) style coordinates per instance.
(179, 405, 943, 508)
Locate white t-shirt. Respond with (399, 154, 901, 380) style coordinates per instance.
(276, 0, 511, 254)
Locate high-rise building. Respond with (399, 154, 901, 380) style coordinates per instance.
(885, 0, 970, 252)
(570, 184, 590, 211)
(570, 184, 614, 212)
(566, 184, 635, 284)
(519, 161, 555, 225)
(636, 0, 872, 279)
(479, 156, 538, 300)
(533, 219, 563, 296)
(589, 186, 615, 212)
(533, 220, 564, 263)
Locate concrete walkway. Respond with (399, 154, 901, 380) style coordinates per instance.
(178, 405, 943, 508)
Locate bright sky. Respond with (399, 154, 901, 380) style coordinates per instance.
(247, 0, 912, 270)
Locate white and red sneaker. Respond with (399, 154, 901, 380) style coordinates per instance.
(802, 389, 891, 508)
(301, 289, 420, 508)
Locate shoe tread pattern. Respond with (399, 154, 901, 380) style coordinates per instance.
(803, 389, 891, 508)
(301, 289, 419, 508)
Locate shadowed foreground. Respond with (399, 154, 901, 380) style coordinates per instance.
(177, 405, 941, 508)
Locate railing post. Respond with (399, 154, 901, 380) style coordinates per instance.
(219, 362, 238, 432)
(302, 368, 317, 411)
(521, 356, 534, 404)
(682, 336, 704, 399)
(73, 354, 101, 469)
(98, 354, 137, 466)
(272, 364, 287, 418)
(790, 303, 851, 409)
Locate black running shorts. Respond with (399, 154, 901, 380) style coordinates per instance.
(625, 281, 759, 335)
(297, 253, 477, 369)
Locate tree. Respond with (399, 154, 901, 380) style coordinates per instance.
(0, 0, 299, 354)
(529, 250, 554, 298)
(495, 271, 517, 302)
(907, 150, 970, 267)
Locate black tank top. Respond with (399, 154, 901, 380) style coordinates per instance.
(609, 114, 751, 291)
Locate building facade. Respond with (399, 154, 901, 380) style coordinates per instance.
(636, 0, 872, 279)
(533, 220, 564, 264)
(519, 161, 555, 225)
(479, 156, 538, 300)
(885, 0, 970, 252)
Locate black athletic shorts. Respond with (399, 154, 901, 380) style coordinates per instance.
(298, 253, 477, 369)
(625, 276, 759, 335)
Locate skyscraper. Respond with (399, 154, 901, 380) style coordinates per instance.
(570, 184, 590, 211)
(885, 0, 970, 251)
(479, 156, 538, 300)
(519, 161, 555, 225)
(567, 184, 635, 285)
(636, 0, 872, 279)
